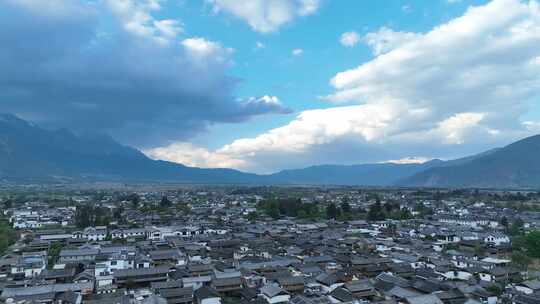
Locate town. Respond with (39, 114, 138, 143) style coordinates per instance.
(1, 185, 540, 304)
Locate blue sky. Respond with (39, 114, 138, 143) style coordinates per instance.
(176, 0, 493, 148)
(1, 0, 540, 173)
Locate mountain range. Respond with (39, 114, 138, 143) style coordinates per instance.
(1, 113, 539, 189)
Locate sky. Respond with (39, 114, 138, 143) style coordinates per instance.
(1, 0, 540, 173)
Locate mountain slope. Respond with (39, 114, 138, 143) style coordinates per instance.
(266, 160, 444, 186)
(400, 135, 540, 188)
(2, 113, 540, 188)
(0, 114, 259, 183)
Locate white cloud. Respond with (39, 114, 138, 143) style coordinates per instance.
(153, 19, 183, 39)
(255, 41, 265, 49)
(340, 31, 360, 47)
(182, 37, 234, 67)
(106, 0, 183, 45)
(238, 95, 292, 114)
(292, 48, 304, 56)
(363, 27, 419, 56)
(524, 120, 540, 132)
(151, 0, 540, 173)
(0, 0, 292, 147)
(206, 0, 321, 33)
(146, 142, 247, 169)
(433, 112, 486, 144)
(385, 157, 431, 164)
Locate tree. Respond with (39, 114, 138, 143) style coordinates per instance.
(75, 205, 111, 228)
(500, 216, 509, 231)
(128, 193, 140, 209)
(367, 201, 385, 221)
(0, 218, 16, 255)
(512, 251, 532, 270)
(160, 196, 172, 208)
(523, 230, 540, 258)
(3, 199, 12, 209)
(340, 202, 352, 214)
(267, 201, 280, 219)
(113, 206, 125, 224)
(246, 212, 258, 223)
(75, 205, 92, 228)
(486, 284, 503, 296)
(48, 242, 63, 268)
(509, 218, 524, 236)
(326, 203, 339, 219)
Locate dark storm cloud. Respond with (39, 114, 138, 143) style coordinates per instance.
(0, 0, 289, 147)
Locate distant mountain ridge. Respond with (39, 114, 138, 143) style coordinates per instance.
(1, 113, 539, 188)
(0, 113, 259, 183)
(265, 161, 444, 186)
(399, 135, 540, 188)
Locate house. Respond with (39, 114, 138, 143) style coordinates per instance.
(260, 284, 290, 304)
(344, 280, 377, 300)
(513, 294, 540, 304)
(150, 249, 186, 266)
(212, 277, 243, 296)
(157, 287, 194, 304)
(515, 280, 540, 295)
(83, 226, 108, 241)
(111, 228, 147, 239)
(59, 248, 99, 263)
(328, 287, 355, 303)
(406, 294, 444, 304)
(483, 233, 510, 246)
(113, 266, 171, 288)
(277, 276, 305, 293)
(11, 251, 47, 278)
(1, 282, 94, 302)
(195, 286, 222, 304)
(315, 273, 342, 294)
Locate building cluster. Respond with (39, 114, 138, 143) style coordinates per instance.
(1, 188, 540, 304)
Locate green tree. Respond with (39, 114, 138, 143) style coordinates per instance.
(0, 218, 16, 255)
(367, 201, 386, 221)
(128, 193, 140, 209)
(47, 242, 63, 268)
(340, 202, 352, 214)
(160, 196, 172, 208)
(523, 230, 540, 258)
(113, 206, 125, 224)
(246, 211, 259, 222)
(509, 218, 524, 236)
(3, 199, 13, 209)
(267, 201, 280, 219)
(326, 203, 339, 219)
(500, 216, 509, 231)
(511, 251, 532, 270)
(486, 284, 503, 296)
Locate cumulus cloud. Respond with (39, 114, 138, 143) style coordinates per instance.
(146, 142, 247, 169)
(238, 96, 293, 115)
(206, 0, 321, 33)
(181, 37, 234, 67)
(150, 0, 540, 173)
(0, 0, 289, 147)
(340, 31, 360, 47)
(363, 27, 419, 56)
